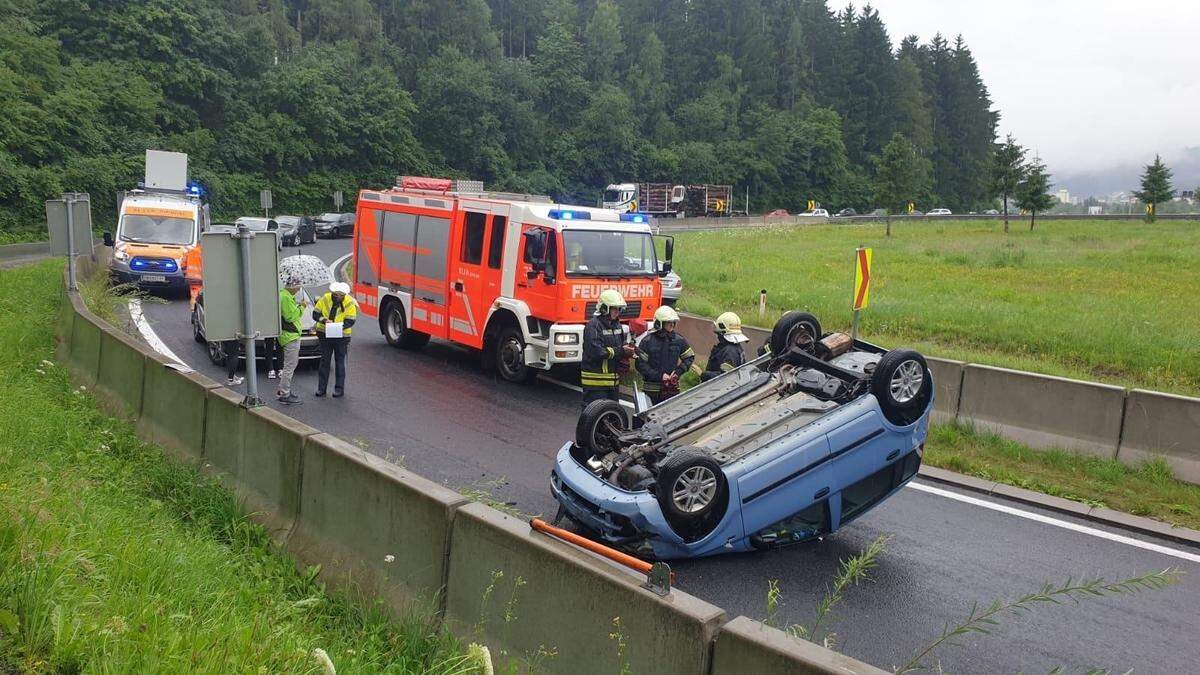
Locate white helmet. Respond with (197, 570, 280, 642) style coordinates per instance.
(653, 305, 680, 330)
(329, 281, 351, 295)
(596, 288, 627, 315)
(714, 311, 749, 343)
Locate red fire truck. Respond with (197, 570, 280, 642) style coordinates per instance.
(351, 177, 673, 383)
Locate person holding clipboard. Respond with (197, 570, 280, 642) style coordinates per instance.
(313, 281, 357, 398)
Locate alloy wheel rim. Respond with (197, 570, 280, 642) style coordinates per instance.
(890, 360, 924, 403)
(672, 466, 717, 513)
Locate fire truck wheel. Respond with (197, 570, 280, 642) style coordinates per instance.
(495, 325, 537, 383)
(381, 301, 430, 350)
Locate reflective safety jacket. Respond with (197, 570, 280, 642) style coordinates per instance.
(636, 330, 695, 393)
(581, 314, 627, 390)
(313, 292, 358, 336)
(701, 339, 746, 381)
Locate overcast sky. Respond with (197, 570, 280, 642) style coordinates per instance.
(865, 0, 1200, 175)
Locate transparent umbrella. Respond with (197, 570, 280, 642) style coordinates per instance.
(278, 254, 331, 287)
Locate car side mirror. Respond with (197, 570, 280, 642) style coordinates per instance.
(103, 232, 114, 247)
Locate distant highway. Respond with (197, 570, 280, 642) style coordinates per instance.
(138, 237, 1200, 673)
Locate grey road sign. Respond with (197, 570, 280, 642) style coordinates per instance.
(333, 190, 344, 210)
(46, 194, 94, 257)
(200, 229, 280, 343)
(260, 189, 273, 211)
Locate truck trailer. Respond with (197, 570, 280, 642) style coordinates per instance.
(603, 183, 734, 218)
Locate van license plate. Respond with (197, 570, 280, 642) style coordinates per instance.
(141, 274, 167, 283)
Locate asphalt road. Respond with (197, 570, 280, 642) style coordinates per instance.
(138, 237, 1200, 673)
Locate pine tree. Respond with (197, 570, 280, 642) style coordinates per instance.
(1132, 155, 1174, 222)
(990, 134, 1027, 232)
(1016, 159, 1055, 230)
(874, 133, 933, 233)
(583, 1, 624, 83)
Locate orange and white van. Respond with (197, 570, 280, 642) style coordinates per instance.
(352, 177, 673, 382)
(105, 151, 211, 290)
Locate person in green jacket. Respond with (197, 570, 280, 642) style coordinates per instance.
(276, 275, 306, 405)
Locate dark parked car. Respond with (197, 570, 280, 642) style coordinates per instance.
(276, 215, 317, 246)
(315, 212, 355, 238)
(834, 208, 858, 217)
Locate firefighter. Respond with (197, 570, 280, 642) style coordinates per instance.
(581, 289, 634, 407)
(701, 311, 749, 381)
(313, 281, 357, 398)
(636, 305, 694, 405)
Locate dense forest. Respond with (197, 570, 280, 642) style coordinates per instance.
(0, 0, 999, 235)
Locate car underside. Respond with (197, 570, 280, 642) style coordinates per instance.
(552, 311, 933, 559)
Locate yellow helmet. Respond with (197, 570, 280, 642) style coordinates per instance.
(714, 311, 749, 343)
(597, 289, 627, 315)
(653, 305, 680, 330)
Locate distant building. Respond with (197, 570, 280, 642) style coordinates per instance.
(1177, 190, 1196, 204)
(1088, 205, 1103, 215)
(1056, 188, 1071, 204)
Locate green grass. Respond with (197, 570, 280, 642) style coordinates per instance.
(674, 219, 1200, 395)
(0, 230, 47, 245)
(0, 261, 480, 673)
(925, 423, 1200, 530)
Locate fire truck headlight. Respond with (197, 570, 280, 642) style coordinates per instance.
(554, 333, 579, 345)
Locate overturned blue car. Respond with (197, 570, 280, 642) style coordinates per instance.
(550, 311, 933, 560)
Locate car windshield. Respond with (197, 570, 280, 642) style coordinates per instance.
(602, 189, 623, 202)
(319, 213, 341, 221)
(119, 214, 195, 245)
(563, 230, 657, 277)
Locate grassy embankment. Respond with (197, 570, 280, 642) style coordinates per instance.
(0, 261, 479, 673)
(675, 219, 1200, 528)
(674, 219, 1200, 396)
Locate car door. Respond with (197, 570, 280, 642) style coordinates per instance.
(736, 435, 833, 538)
(448, 209, 488, 348)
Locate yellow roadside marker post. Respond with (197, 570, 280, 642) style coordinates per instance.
(851, 246, 872, 342)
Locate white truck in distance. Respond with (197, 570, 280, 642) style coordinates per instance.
(603, 183, 734, 218)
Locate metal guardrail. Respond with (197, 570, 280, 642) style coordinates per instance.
(658, 212, 1200, 231)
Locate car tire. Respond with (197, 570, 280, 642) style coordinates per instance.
(770, 311, 822, 356)
(655, 447, 729, 541)
(575, 399, 628, 458)
(871, 349, 932, 426)
(207, 340, 226, 366)
(494, 325, 537, 383)
(381, 301, 430, 349)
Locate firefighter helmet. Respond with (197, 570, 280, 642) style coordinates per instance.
(653, 305, 680, 330)
(596, 289, 627, 315)
(714, 311, 749, 343)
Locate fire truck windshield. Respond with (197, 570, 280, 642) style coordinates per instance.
(119, 214, 195, 245)
(563, 230, 657, 277)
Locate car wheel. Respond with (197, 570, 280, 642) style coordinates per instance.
(207, 340, 226, 366)
(871, 349, 932, 426)
(770, 311, 822, 356)
(655, 447, 728, 541)
(380, 301, 429, 349)
(575, 399, 628, 458)
(494, 325, 537, 383)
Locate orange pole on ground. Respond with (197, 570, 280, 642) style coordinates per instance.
(530, 518, 671, 580)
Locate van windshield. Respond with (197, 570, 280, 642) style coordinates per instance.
(563, 230, 657, 277)
(119, 214, 195, 245)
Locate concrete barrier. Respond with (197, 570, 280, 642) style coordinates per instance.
(289, 433, 468, 612)
(65, 300, 103, 385)
(926, 357, 964, 424)
(1118, 389, 1200, 484)
(136, 353, 220, 462)
(55, 273, 76, 361)
(958, 364, 1125, 458)
(712, 616, 889, 674)
(94, 324, 148, 419)
(445, 502, 726, 674)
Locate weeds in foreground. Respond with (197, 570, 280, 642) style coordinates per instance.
(897, 569, 1181, 673)
(762, 537, 1179, 673)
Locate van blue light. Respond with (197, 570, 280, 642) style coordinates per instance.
(548, 209, 591, 221)
(620, 213, 650, 224)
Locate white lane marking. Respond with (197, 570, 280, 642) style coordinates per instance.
(539, 374, 581, 393)
(128, 299, 189, 369)
(329, 253, 351, 283)
(908, 482, 1200, 564)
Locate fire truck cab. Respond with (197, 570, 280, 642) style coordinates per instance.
(352, 177, 672, 383)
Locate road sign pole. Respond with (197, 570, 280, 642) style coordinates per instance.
(236, 224, 262, 407)
(851, 308, 861, 343)
(65, 193, 77, 291)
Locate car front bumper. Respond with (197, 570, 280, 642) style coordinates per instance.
(550, 443, 743, 559)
